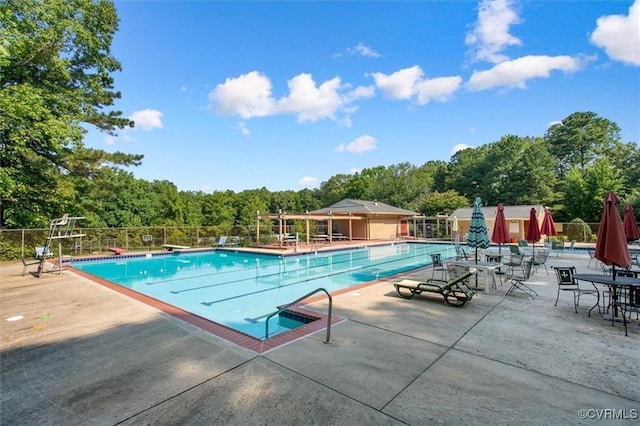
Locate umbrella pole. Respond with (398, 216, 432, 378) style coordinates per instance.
(475, 247, 479, 288)
(612, 264, 616, 280)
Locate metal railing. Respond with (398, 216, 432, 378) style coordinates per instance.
(264, 287, 333, 343)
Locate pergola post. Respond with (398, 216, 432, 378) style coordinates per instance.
(256, 211, 261, 245)
(278, 209, 283, 248)
(328, 211, 333, 243)
(305, 211, 310, 244)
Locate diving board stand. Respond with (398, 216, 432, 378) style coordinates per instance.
(36, 214, 85, 277)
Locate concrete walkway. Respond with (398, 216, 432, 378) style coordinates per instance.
(2, 250, 639, 425)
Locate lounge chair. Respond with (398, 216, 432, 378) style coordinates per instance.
(216, 236, 228, 247)
(393, 270, 477, 306)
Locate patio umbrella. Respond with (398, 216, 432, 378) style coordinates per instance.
(525, 207, 541, 251)
(467, 197, 491, 263)
(540, 207, 557, 245)
(622, 204, 640, 243)
(452, 216, 459, 246)
(491, 203, 510, 254)
(595, 192, 631, 279)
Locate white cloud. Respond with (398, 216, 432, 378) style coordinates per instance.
(298, 176, 318, 188)
(452, 144, 473, 155)
(347, 42, 381, 58)
(342, 85, 376, 104)
(590, 0, 640, 66)
(415, 76, 463, 104)
(276, 74, 343, 122)
(371, 66, 424, 100)
(130, 109, 163, 131)
(238, 121, 250, 136)
(466, 55, 590, 91)
(210, 71, 275, 118)
(371, 66, 462, 104)
(209, 72, 372, 125)
(335, 135, 378, 153)
(465, 0, 522, 64)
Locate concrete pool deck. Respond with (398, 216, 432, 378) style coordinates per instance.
(2, 248, 639, 424)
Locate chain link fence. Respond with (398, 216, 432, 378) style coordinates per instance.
(0, 221, 608, 261)
(0, 225, 256, 260)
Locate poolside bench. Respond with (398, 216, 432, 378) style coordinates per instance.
(394, 270, 477, 306)
(21, 255, 41, 276)
(161, 244, 191, 251)
(108, 247, 126, 255)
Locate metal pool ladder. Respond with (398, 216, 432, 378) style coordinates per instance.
(264, 287, 333, 343)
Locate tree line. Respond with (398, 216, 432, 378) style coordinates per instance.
(1, 1, 638, 232)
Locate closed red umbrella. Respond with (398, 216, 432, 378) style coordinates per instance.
(623, 204, 640, 242)
(525, 207, 541, 248)
(595, 192, 631, 279)
(540, 207, 557, 244)
(491, 203, 510, 254)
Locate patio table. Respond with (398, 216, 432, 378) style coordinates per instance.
(574, 273, 640, 336)
(448, 260, 502, 294)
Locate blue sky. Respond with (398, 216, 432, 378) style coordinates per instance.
(87, 0, 640, 193)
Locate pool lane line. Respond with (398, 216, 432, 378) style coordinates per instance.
(170, 250, 435, 296)
(198, 251, 440, 307)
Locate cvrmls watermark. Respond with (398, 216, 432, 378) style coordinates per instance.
(578, 409, 638, 420)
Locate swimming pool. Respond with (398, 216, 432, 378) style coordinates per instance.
(70, 242, 454, 340)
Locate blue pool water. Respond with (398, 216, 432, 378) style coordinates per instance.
(70, 242, 455, 339)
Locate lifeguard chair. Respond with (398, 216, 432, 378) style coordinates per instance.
(36, 214, 85, 277)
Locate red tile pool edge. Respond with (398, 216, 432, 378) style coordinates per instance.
(65, 265, 349, 354)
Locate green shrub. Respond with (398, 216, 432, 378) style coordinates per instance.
(565, 219, 591, 242)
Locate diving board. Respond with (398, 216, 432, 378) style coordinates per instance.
(161, 244, 191, 251)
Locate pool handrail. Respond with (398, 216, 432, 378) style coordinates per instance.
(264, 287, 332, 343)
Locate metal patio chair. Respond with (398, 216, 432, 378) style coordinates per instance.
(484, 254, 504, 286)
(587, 249, 598, 268)
(552, 266, 600, 316)
(503, 253, 525, 276)
(430, 253, 447, 280)
(531, 249, 550, 276)
(505, 259, 537, 299)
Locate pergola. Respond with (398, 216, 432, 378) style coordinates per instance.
(256, 211, 367, 248)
